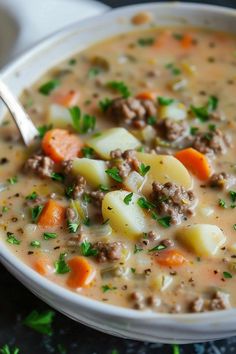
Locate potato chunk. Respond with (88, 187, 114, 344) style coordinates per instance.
(87, 128, 140, 159)
(123, 171, 146, 193)
(102, 190, 148, 238)
(72, 158, 110, 188)
(136, 152, 192, 190)
(159, 101, 187, 121)
(47, 104, 71, 128)
(176, 224, 226, 257)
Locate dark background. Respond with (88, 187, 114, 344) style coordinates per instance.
(1, 1, 236, 353)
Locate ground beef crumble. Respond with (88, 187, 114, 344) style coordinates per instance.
(107, 97, 157, 128)
(156, 119, 188, 142)
(93, 241, 123, 263)
(151, 182, 196, 224)
(190, 291, 231, 312)
(209, 172, 235, 190)
(24, 154, 54, 178)
(192, 129, 231, 155)
(110, 148, 140, 179)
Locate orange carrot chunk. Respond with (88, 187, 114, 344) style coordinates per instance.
(42, 128, 83, 162)
(155, 249, 188, 267)
(67, 256, 95, 288)
(136, 91, 157, 101)
(38, 199, 65, 228)
(180, 34, 193, 49)
(34, 255, 51, 276)
(175, 147, 211, 181)
(53, 90, 79, 107)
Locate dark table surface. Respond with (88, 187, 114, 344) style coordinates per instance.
(1, 0, 236, 353)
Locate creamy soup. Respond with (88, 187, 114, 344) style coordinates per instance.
(1, 24, 236, 313)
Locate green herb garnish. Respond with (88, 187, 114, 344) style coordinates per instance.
(99, 184, 110, 192)
(68, 58, 76, 65)
(69, 106, 96, 134)
(130, 267, 136, 273)
(157, 216, 172, 228)
(83, 193, 92, 203)
(147, 116, 156, 125)
(30, 240, 41, 248)
(134, 244, 143, 254)
(158, 96, 175, 106)
(37, 124, 52, 138)
(7, 176, 18, 185)
(99, 98, 112, 112)
(26, 191, 38, 200)
(67, 221, 79, 233)
(38, 79, 60, 95)
(88, 67, 101, 78)
(105, 167, 123, 183)
(81, 147, 94, 158)
(233, 224, 236, 230)
(51, 172, 65, 182)
(80, 240, 98, 257)
(191, 95, 218, 122)
(43, 232, 57, 240)
(218, 199, 226, 208)
(165, 63, 181, 76)
(31, 205, 43, 223)
(101, 284, 117, 293)
(123, 192, 133, 205)
(2, 206, 9, 213)
(55, 253, 70, 274)
(148, 244, 167, 252)
(137, 197, 155, 210)
(190, 127, 199, 135)
(137, 37, 155, 46)
(6, 232, 20, 245)
(107, 81, 131, 98)
(138, 163, 150, 177)
(23, 310, 55, 335)
(223, 271, 232, 279)
(229, 190, 236, 203)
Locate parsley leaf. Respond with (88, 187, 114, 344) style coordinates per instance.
(191, 95, 218, 122)
(80, 240, 98, 257)
(137, 37, 155, 46)
(88, 67, 101, 78)
(2, 206, 9, 213)
(105, 167, 123, 183)
(99, 98, 112, 112)
(157, 216, 172, 228)
(165, 63, 181, 76)
(30, 240, 41, 248)
(43, 232, 57, 240)
(51, 172, 65, 182)
(37, 124, 52, 138)
(233, 224, 236, 230)
(148, 244, 167, 252)
(68, 58, 76, 65)
(190, 127, 199, 135)
(107, 81, 131, 98)
(207, 95, 218, 111)
(6, 232, 20, 245)
(23, 310, 55, 335)
(7, 176, 18, 185)
(26, 191, 38, 200)
(138, 163, 150, 177)
(0, 344, 20, 354)
(69, 106, 96, 134)
(137, 197, 156, 210)
(218, 199, 226, 208)
(101, 284, 117, 293)
(31, 205, 43, 223)
(229, 190, 236, 203)
(99, 184, 110, 192)
(223, 271, 232, 279)
(82, 114, 96, 134)
(67, 221, 79, 233)
(55, 253, 70, 274)
(38, 79, 60, 96)
(134, 244, 143, 254)
(81, 147, 94, 158)
(158, 96, 175, 106)
(123, 192, 133, 205)
(147, 116, 156, 125)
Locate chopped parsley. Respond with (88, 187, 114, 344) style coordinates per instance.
(7, 176, 18, 185)
(147, 116, 156, 125)
(88, 67, 101, 78)
(105, 167, 123, 183)
(218, 199, 226, 208)
(138, 163, 150, 177)
(83, 193, 92, 203)
(165, 63, 181, 76)
(148, 244, 167, 252)
(55, 253, 70, 274)
(107, 81, 131, 98)
(190, 126, 199, 135)
(99, 97, 112, 112)
(137, 37, 155, 46)
(67, 220, 79, 233)
(134, 244, 143, 254)
(68, 58, 76, 65)
(31, 205, 43, 223)
(130, 267, 136, 273)
(37, 124, 52, 138)
(172, 33, 184, 40)
(233, 224, 236, 230)
(38, 79, 60, 95)
(2, 206, 9, 213)
(208, 123, 216, 132)
(157, 216, 172, 228)
(6, 232, 20, 245)
(23, 310, 55, 335)
(69, 106, 96, 134)
(26, 191, 38, 200)
(137, 197, 155, 210)
(30, 240, 41, 248)
(65, 185, 74, 198)
(123, 192, 133, 205)
(51, 172, 65, 182)
(80, 241, 98, 257)
(223, 271, 232, 279)
(158, 96, 175, 106)
(81, 147, 94, 158)
(191, 95, 218, 122)
(229, 190, 236, 203)
(99, 184, 110, 192)
(0, 344, 20, 354)
(43, 232, 57, 240)
(101, 284, 117, 293)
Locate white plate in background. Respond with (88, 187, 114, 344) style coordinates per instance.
(0, 0, 109, 67)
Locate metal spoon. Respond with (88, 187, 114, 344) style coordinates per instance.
(0, 79, 39, 146)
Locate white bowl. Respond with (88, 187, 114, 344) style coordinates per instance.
(1, 2, 236, 344)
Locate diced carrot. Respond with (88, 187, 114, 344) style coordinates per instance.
(175, 147, 211, 181)
(53, 90, 79, 107)
(67, 256, 95, 288)
(38, 199, 65, 228)
(136, 91, 158, 101)
(180, 34, 193, 49)
(34, 255, 51, 275)
(42, 128, 83, 162)
(155, 249, 188, 267)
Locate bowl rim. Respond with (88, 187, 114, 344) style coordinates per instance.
(1, 1, 236, 322)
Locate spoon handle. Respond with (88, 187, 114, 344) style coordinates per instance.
(0, 80, 39, 146)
